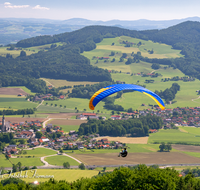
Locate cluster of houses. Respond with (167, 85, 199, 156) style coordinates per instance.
(77, 107, 200, 128)
(33, 94, 65, 102)
(139, 107, 200, 127)
(3, 106, 200, 157)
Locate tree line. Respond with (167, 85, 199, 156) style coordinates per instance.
(78, 114, 163, 137)
(0, 108, 34, 115)
(155, 83, 180, 103)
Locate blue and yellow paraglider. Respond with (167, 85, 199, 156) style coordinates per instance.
(89, 84, 165, 110)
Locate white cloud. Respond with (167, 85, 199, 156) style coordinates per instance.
(32, 5, 50, 10)
(4, 2, 29, 9)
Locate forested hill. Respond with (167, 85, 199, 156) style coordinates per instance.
(16, 21, 200, 79)
(2, 21, 200, 93)
(16, 26, 145, 48)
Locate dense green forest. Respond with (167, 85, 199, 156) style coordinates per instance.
(1, 21, 200, 93)
(78, 114, 163, 136)
(0, 108, 34, 116)
(0, 165, 199, 189)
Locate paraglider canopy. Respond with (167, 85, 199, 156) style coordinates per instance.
(89, 84, 165, 110)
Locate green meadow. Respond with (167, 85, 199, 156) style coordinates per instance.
(41, 98, 110, 114)
(59, 125, 80, 132)
(148, 129, 200, 144)
(10, 157, 44, 167)
(82, 36, 183, 64)
(68, 144, 160, 155)
(0, 47, 34, 58)
(178, 126, 200, 136)
(44, 155, 79, 166)
(0, 97, 37, 110)
(17, 148, 57, 158)
(36, 104, 74, 113)
(0, 154, 12, 167)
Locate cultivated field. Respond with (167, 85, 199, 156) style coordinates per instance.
(95, 136, 149, 144)
(0, 169, 99, 183)
(72, 152, 200, 166)
(172, 145, 200, 152)
(0, 117, 47, 123)
(0, 88, 29, 96)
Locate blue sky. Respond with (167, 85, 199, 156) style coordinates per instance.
(0, 0, 200, 21)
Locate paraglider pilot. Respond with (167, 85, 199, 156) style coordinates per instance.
(118, 148, 128, 157)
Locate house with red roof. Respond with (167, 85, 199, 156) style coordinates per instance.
(111, 115, 121, 120)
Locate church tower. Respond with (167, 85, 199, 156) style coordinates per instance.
(1, 114, 10, 132)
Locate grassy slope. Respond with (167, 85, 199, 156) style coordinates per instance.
(0, 42, 64, 58)
(1, 169, 98, 183)
(148, 129, 200, 144)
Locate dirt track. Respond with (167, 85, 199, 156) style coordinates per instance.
(73, 152, 200, 166)
(0, 88, 28, 95)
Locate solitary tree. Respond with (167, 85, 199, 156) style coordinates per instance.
(79, 163, 85, 170)
(20, 50, 26, 57)
(159, 142, 165, 152)
(63, 162, 70, 169)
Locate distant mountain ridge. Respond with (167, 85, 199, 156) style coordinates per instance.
(1, 17, 200, 45)
(61, 17, 200, 30)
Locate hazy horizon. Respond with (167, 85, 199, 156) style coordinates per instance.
(0, 0, 200, 21)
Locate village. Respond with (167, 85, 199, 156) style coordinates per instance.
(1, 106, 200, 158)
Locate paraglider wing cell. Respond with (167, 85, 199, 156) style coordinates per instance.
(89, 84, 165, 110)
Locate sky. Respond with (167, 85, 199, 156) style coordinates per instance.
(0, 0, 200, 21)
